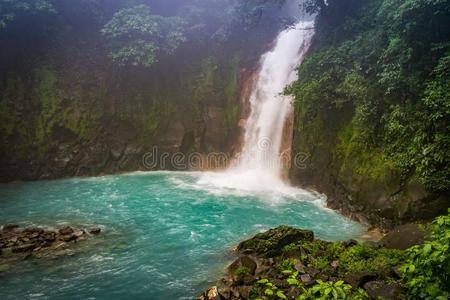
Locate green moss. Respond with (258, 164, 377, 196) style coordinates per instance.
(339, 244, 405, 275)
(33, 66, 60, 146)
(0, 77, 26, 137)
(235, 266, 251, 277)
(335, 122, 398, 183)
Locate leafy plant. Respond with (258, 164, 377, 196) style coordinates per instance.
(235, 266, 250, 277)
(289, 0, 450, 194)
(101, 4, 186, 67)
(297, 280, 368, 300)
(253, 279, 288, 300)
(0, 0, 54, 28)
(339, 243, 405, 275)
(401, 209, 450, 299)
(278, 258, 298, 275)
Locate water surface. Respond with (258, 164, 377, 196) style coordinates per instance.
(0, 171, 363, 300)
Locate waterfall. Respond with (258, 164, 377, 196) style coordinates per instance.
(197, 17, 315, 197)
(235, 20, 315, 176)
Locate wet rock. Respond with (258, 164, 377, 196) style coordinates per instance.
(198, 286, 222, 300)
(237, 226, 314, 256)
(23, 253, 33, 260)
(52, 241, 68, 250)
(62, 234, 76, 242)
(228, 256, 257, 276)
(255, 264, 271, 276)
(89, 227, 101, 235)
(12, 243, 36, 253)
(317, 273, 330, 281)
(73, 230, 85, 238)
(363, 281, 402, 299)
(380, 223, 424, 250)
(294, 262, 306, 274)
(24, 227, 44, 234)
(2, 224, 19, 232)
(343, 239, 358, 248)
(59, 226, 74, 236)
(42, 232, 56, 242)
(345, 271, 377, 288)
(300, 274, 314, 286)
(331, 260, 339, 269)
(217, 283, 231, 300)
(304, 267, 319, 278)
(237, 286, 252, 299)
(287, 286, 300, 299)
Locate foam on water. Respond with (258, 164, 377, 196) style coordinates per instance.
(0, 172, 363, 300)
(195, 19, 316, 202)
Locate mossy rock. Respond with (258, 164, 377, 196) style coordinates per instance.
(237, 226, 314, 256)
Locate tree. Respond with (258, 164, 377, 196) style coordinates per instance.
(101, 4, 186, 67)
(0, 0, 54, 28)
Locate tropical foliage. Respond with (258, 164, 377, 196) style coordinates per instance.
(101, 4, 186, 67)
(401, 210, 450, 299)
(289, 0, 450, 193)
(0, 0, 53, 28)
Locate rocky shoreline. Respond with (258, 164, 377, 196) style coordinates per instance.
(199, 225, 425, 300)
(0, 224, 101, 265)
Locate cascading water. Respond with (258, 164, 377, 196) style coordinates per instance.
(197, 16, 316, 198)
(235, 19, 315, 176)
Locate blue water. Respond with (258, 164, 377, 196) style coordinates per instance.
(0, 172, 363, 300)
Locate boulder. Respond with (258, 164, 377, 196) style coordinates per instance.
(237, 226, 314, 256)
(62, 234, 76, 242)
(343, 239, 358, 248)
(294, 262, 306, 274)
(12, 243, 36, 253)
(363, 281, 402, 299)
(228, 256, 257, 276)
(2, 224, 19, 232)
(89, 227, 101, 235)
(43, 232, 56, 242)
(300, 274, 314, 286)
(59, 226, 74, 236)
(380, 223, 424, 250)
(304, 267, 319, 278)
(345, 271, 377, 288)
(198, 286, 222, 300)
(217, 284, 231, 300)
(73, 230, 85, 238)
(236, 286, 252, 299)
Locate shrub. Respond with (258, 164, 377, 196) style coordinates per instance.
(401, 210, 450, 299)
(297, 280, 368, 300)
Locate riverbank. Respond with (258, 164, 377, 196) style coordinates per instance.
(199, 214, 450, 300)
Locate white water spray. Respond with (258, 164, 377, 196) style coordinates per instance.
(196, 17, 316, 199)
(236, 20, 315, 176)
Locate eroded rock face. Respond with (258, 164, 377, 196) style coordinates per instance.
(237, 226, 314, 256)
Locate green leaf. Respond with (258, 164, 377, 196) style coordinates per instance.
(265, 288, 274, 296)
(276, 291, 288, 299)
(257, 279, 269, 284)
